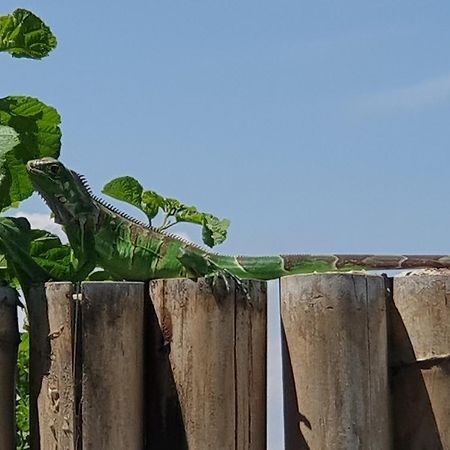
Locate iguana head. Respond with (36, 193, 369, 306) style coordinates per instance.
(26, 157, 96, 223)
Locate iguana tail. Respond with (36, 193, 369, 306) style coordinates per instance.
(210, 254, 450, 280)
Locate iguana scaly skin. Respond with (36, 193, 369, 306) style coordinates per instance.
(26, 158, 450, 284)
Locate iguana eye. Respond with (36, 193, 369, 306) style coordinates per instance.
(56, 195, 67, 203)
(50, 164, 61, 175)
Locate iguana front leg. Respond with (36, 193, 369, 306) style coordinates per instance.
(177, 247, 249, 296)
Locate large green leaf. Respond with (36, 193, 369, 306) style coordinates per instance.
(102, 176, 143, 209)
(0, 96, 61, 209)
(0, 216, 75, 288)
(0, 217, 46, 285)
(0, 9, 57, 59)
(0, 125, 19, 207)
(29, 229, 72, 280)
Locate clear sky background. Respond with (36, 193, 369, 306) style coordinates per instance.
(3, 1, 450, 448)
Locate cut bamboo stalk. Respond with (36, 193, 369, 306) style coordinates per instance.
(0, 287, 20, 450)
(29, 282, 74, 450)
(29, 282, 145, 450)
(148, 278, 267, 450)
(80, 282, 144, 450)
(280, 273, 390, 450)
(389, 273, 450, 449)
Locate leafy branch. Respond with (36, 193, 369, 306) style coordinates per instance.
(102, 176, 230, 248)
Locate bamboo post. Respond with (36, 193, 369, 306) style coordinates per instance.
(29, 282, 145, 450)
(0, 287, 20, 450)
(80, 282, 144, 450)
(280, 274, 390, 450)
(29, 282, 75, 450)
(147, 278, 267, 450)
(389, 273, 450, 449)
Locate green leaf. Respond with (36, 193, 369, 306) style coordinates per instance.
(175, 206, 204, 225)
(0, 125, 19, 153)
(0, 217, 48, 284)
(102, 176, 143, 209)
(141, 190, 164, 220)
(0, 96, 61, 209)
(163, 198, 182, 215)
(0, 8, 57, 59)
(0, 125, 19, 210)
(202, 214, 230, 248)
(0, 217, 76, 288)
(29, 229, 72, 280)
(0, 252, 20, 289)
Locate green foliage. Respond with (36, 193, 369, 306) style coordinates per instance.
(29, 229, 73, 280)
(141, 190, 165, 220)
(103, 176, 230, 247)
(0, 216, 75, 284)
(0, 125, 20, 153)
(0, 216, 45, 284)
(0, 8, 59, 448)
(16, 331, 30, 450)
(0, 8, 56, 59)
(201, 214, 230, 248)
(0, 96, 61, 209)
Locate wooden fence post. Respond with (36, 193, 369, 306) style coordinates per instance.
(29, 282, 145, 450)
(78, 282, 145, 449)
(29, 282, 74, 450)
(147, 278, 267, 450)
(0, 287, 20, 450)
(389, 273, 450, 449)
(280, 274, 390, 450)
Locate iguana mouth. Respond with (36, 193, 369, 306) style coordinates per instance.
(26, 159, 46, 174)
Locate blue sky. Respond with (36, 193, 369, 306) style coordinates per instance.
(3, 1, 450, 447)
(3, 0, 450, 255)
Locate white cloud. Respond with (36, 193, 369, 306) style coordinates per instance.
(14, 211, 68, 243)
(356, 74, 450, 114)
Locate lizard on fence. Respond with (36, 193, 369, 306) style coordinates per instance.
(26, 157, 450, 288)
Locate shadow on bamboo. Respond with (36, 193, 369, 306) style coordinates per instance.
(28, 283, 52, 450)
(281, 321, 311, 450)
(144, 283, 188, 450)
(388, 298, 443, 450)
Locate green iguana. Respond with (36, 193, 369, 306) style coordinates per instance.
(26, 157, 450, 287)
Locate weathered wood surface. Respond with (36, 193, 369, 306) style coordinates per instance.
(80, 282, 144, 450)
(389, 273, 450, 449)
(148, 278, 267, 450)
(281, 274, 390, 450)
(29, 282, 145, 450)
(29, 282, 75, 450)
(0, 287, 20, 450)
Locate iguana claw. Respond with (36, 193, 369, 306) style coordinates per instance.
(205, 267, 250, 299)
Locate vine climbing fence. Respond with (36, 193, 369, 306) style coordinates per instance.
(1, 273, 449, 449)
